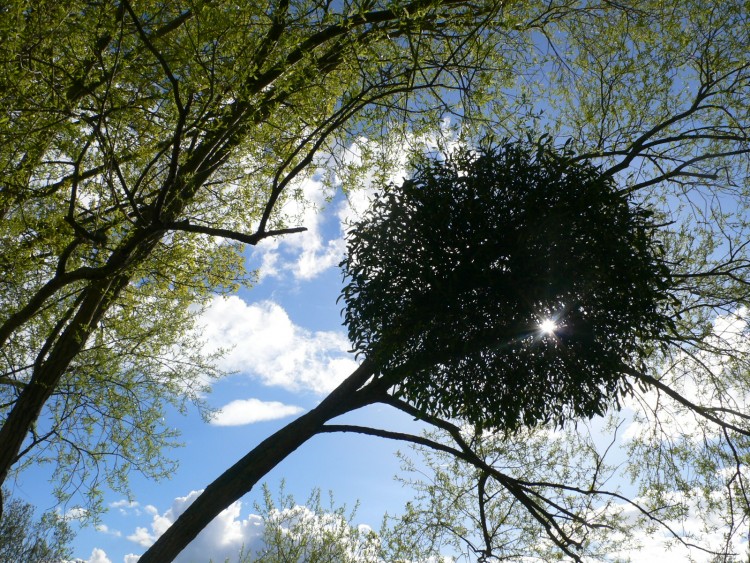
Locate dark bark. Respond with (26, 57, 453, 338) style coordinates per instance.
(138, 359, 378, 563)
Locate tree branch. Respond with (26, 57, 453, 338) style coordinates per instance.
(163, 221, 307, 245)
(627, 367, 750, 437)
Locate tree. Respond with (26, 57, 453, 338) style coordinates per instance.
(212, 484, 429, 563)
(0, 489, 74, 562)
(1, 0, 749, 562)
(138, 2, 750, 560)
(0, 0, 509, 512)
(385, 427, 635, 562)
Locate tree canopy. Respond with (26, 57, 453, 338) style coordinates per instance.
(0, 0, 509, 510)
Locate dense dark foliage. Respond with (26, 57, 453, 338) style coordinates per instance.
(341, 142, 674, 430)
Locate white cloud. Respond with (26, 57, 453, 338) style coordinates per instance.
(211, 398, 305, 426)
(109, 499, 151, 517)
(124, 556, 140, 563)
(64, 507, 89, 521)
(251, 135, 414, 283)
(237, 127, 463, 285)
(126, 526, 155, 548)
(110, 500, 138, 509)
(622, 308, 750, 444)
(122, 489, 383, 563)
(253, 174, 342, 282)
(199, 296, 358, 393)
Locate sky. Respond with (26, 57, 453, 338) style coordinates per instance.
(10, 152, 750, 563)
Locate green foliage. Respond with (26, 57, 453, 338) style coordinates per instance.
(342, 142, 674, 430)
(0, 489, 74, 562)
(0, 0, 513, 511)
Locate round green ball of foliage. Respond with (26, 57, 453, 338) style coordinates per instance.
(340, 142, 673, 431)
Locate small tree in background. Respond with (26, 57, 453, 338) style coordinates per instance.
(214, 485, 387, 563)
(251, 485, 381, 563)
(0, 489, 74, 562)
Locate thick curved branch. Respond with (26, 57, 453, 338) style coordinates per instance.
(138, 359, 379, 563)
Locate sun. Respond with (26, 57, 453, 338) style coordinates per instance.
(539, 319, 557, 334)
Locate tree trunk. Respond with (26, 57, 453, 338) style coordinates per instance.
(138, 359, 378, 563)
(0, 275, 127, 491)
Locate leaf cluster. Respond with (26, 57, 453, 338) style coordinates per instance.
(341, 141, 674, 430)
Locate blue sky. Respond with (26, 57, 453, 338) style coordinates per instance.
(11, 144, 750, 563)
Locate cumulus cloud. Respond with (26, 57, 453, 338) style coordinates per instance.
(249, 126, 464, 284)
(126, 526, 156, 548)
(337, 187, 377, 227)
(253, 174, 343, 281)
(251, 135, 415, 283)
(121, 489, 384, 563)
(211, 398, 305, 426)
(199, 296, 358, 393)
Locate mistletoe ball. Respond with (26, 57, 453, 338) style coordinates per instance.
(341, 142, 672, 431)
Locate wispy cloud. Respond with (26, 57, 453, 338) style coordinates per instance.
(94, 523, 122, 538)
(108, 500, 155, 518)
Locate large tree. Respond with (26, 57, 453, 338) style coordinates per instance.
(0, 0, 748, 562)
(0, 0, 508, 510)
